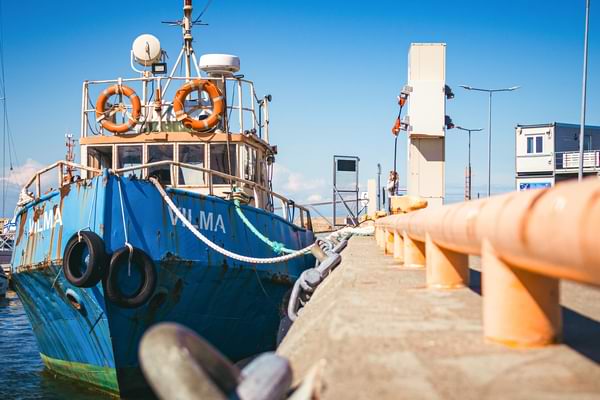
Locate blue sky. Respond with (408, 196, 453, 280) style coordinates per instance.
(1, 0, 598, 215)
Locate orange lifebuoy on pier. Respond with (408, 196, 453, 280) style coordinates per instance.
(173, 79, 224, 132)
(95, 84, 141, 134)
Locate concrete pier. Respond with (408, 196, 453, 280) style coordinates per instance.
(278, 236, 600, 399)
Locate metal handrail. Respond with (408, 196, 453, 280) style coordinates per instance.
(81, 75, 268, 140)
(22, 161, 101, 198)
(19, 160, 311, 230)
(374, 178, 600, 348)
(113, 160, 309, 212)
(555, 150, 600, 170)
(0, 232, 14, 251)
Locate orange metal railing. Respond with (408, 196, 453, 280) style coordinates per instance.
(374, 178, 600, 347)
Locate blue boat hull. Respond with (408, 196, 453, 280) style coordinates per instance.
(11, 174, 314, 395)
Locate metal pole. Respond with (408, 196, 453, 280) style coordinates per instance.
(468, 130, 472, 200)
(579, 0, 591, 181)
(393, 135, 398, 175)
(487, 92, 492, 197)
(377, 163, 381, 211)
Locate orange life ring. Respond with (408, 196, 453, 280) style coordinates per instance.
(173, 80, 224, 132)
(95, 84, 141, 134)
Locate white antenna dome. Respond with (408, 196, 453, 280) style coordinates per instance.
(199, 54, 240, 75)
(132, 34, 162, 66)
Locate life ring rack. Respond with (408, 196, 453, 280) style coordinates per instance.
(173, 79, 224, 132)
(95, 84, 142, 134)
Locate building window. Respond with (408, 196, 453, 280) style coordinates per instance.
(527, 136, 543, 154)
(535, 136, 543, 153)
(210, 143, 237, 184)
(585, 135, 592, 151)
(147, 144, 174, 184)
(117, 145, 143, 177)
(179, 144, 205, 185)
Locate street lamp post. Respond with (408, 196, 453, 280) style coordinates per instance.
(460, 85, 520, 197)
(579, 0, 591, 181)
(456, 126, 483, 200)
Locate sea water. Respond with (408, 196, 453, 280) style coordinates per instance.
(0, 291, 110, 400)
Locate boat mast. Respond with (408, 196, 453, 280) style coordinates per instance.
(182, 0, 194, 79)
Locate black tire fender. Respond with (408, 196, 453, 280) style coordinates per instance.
(106, 246, 156, 308)
(63, 231, 108, 288)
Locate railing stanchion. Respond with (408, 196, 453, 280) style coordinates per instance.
(402, 232, 425, 268)
(36, 175, 41, 198)
(482, 240, 561, 346)
(385, 229, 395, 255)
(393, 230, 404, 262)
(425, 233, 469, 289)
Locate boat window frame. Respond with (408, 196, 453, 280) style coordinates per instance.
(176, 142, 208, 187)
(115, 143, 145, 178)
(208, 142, 239, 185)
(241, 144, 259, 183)
(146, 143, 175, 184)
(85, 144, 115, 171)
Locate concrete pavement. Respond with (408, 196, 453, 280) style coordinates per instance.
(278, 236, 600, 399)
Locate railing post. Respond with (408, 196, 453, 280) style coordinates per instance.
(36, 175, 41, 198)
(378, 228, 387, 250)
(375, 226, 383, 248)
(403, 232, 425, 268)
(282, 199, 288, 221)
(384, 229, 394, 255)
(393, 230, 404, 262)
(482, 240, 561, 346)
(425, 234, 469, 289)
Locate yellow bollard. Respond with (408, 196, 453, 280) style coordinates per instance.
(385, 231, 395, 255)
(426, 234, 469, 289)
(393, 230, 404, 262)
(482, 240, 561, 347)
(402, 232, 425, 268)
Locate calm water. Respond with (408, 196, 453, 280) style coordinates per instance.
(0, 291, 112, 400)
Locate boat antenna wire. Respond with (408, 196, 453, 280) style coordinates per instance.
(0, 1, 19, 218)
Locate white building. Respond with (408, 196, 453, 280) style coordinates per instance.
(515, 122, 600, 190)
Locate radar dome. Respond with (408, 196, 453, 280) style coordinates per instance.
(132, 34, 162, 66)
(199, 54, 240, 75)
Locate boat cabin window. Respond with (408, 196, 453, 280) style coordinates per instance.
(147, 144, 174, 184)
(87, 146, 113, 170)
(117, 145, 143, 177)
(210, 143, 237, 184)
(179, 144, 206, 185)
(242, 145, 258, 182)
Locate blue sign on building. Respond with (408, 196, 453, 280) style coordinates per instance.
(519, 182, 552, 191)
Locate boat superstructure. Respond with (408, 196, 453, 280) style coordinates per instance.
(10, 1, 315, 396)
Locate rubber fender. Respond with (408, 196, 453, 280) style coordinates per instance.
(106, 246, 156, 308)
(63, 231, 108, 288)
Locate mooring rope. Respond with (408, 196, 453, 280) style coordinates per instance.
(233, 197, 298, 254)
(117, 177, 134, 275)
(150, 178, 315, 264)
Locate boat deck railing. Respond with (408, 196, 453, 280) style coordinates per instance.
(20, 160, 312, 231)
(375, 178, 600, 347)
(0, 231, 14, 252)
(81, 75, 269, 140)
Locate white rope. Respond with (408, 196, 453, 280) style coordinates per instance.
(117, 177, 134, 275)
(150, 178, 315, 264)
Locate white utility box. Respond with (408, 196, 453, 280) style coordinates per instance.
(407, 43, 446, 138)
